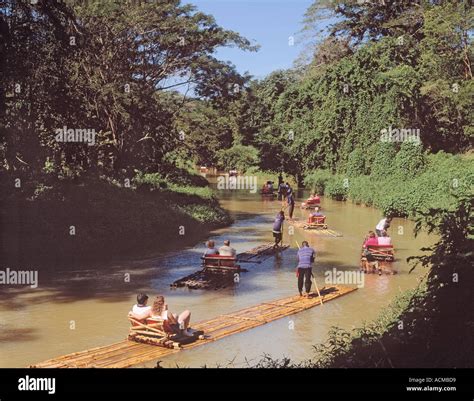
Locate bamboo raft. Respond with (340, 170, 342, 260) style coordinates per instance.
(31, 285, 356, 368)
(290, 220, 343, 237)
(360, 244, 397, 274)
(171, 243, 289, 290)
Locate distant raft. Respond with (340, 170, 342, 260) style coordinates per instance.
(290, 219, 342, 237)
(171, 243, 289, 290)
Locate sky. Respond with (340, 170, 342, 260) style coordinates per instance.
(183, 0, 315, 80)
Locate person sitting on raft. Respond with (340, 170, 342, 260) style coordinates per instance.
(375, 216, 392, 237)
(307, 193, 320, 203)
(377, 232, 392, 246)
(272, 210, 285, 248)
(362, 232, 381, 275)
(262, 182, 273, 194)
(218, 240, 236, 257)
(308, 206, 325, 224)
(363, 231, 379, 247)
(129, 293, 152, 320)
(311, 206, 324, 217)
(150, 295, 194, 337)
(203, 240, 219, 256)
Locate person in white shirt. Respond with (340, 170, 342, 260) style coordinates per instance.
(376, 217, 392, 236)
(129, 293, 152, 320)
(218, 240, 236, 257)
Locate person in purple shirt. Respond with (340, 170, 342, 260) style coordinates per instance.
(297, 241, 316, 296)
(272, 211, 285, 249)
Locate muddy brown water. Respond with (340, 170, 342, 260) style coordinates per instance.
(0, 185, 434, 368)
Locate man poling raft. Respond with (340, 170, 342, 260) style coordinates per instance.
(295, 241, 323, 305)
(272, 210, 285, 249)
(277, 173, 285, 201)
(285, 183, 295, 220)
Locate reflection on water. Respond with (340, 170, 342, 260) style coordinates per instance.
(0, 187, 434, 368)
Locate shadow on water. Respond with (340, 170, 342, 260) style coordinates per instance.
(0, 327, 40, 343)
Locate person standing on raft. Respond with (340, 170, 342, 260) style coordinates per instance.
(278, 180, 287, 202)
(296, 241, 316, 297)
(272, 211, 285, 249)
(286, 183, 295, 220)
(375, 216, 392, 237)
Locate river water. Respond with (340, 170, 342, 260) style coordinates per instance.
(0, 186, 434, 368)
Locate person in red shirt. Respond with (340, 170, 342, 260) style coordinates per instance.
(363, 231, 379, 247)
(362, 231, 381, 275)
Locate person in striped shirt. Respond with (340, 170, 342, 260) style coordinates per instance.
(296, 241, 316, 296)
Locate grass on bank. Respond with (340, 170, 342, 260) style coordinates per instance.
(1, 170, 232, 268)
(304, 150, 473, 217)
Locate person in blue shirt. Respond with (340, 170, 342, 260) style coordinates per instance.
(296, 241, 316, 296)
(272, 211, 285, 249)
(203, 240, 219, 256)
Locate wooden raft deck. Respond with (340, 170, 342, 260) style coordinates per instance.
(31, 285, 356, 368)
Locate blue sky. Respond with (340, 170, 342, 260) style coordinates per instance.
(183, 0, 314, 79)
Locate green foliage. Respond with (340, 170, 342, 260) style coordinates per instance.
(1, 176, 231, 266)
(1, 0, 254, 179)
(303, 169, 332, 194)
(229, 1, 472, 179)
(216, 144, 260, 172)
(345, 148, 366, 176)
(305, 153, 473, 218)
(324, 177, 348, 201)
(393, 142, 427, 179)
(370, 142, 398, 178)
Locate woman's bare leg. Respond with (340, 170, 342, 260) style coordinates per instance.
(177, 310, 191, 330)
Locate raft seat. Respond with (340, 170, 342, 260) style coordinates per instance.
(363, 244, 395, 261)
(202, 255, 240, 271)
(128, 315, 179, 348)
(304, 215, 328, 229)
(128, 316, 204, 349)
(307, 216, 326, 224)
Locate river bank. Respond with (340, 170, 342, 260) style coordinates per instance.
(0, 171, 232, 269)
